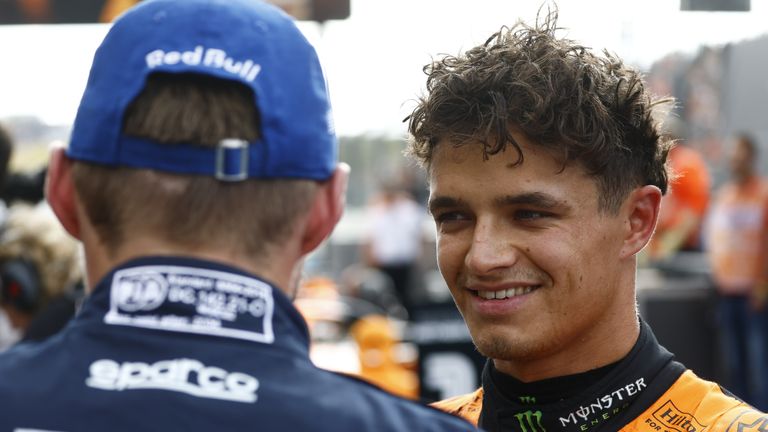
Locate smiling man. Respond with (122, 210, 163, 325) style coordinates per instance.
(406, 11, 767, 432)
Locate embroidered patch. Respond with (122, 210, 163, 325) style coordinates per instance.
(104, 266, 274, 343)
(86, 358, 259, 403)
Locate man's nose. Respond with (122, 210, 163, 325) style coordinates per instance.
(465, 218, 520, 275)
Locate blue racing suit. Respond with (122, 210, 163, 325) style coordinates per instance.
(0, 256, 477, 431)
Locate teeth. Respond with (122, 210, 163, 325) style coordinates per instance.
(477, 287, 534, 300)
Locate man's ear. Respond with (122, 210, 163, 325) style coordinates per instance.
(620, 185, 662, 259)
(45, 146, 81, 239)
(300, 163, 349, 255)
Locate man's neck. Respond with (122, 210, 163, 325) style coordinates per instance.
(492, 289, 641, 383)
(81, 235, 301, 298)
(493, 317, 640, 382)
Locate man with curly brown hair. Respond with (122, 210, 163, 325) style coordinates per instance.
(406, 11, 766, 432)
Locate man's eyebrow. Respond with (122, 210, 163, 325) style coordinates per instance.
(427, 196, 463, 214)
(495, 192, 569, 209)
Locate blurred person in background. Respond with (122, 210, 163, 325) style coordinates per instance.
(362, 179, 426, 315)
(0, 123, 13, 199)
(647, 119, 711, 261)
(0, 122, 16, 349)
(1, 166, 47, 206)
(0, 1, 477, 430)
(0, 119, 48, 207)
(0, 120, 67, 349)
(0, 203, 82, 345)
(350, 314, 419, 399)
(705, 133, 768, 411)
(405, 9, 767, 431)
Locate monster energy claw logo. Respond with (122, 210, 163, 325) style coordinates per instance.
(515, 410, 546, 432)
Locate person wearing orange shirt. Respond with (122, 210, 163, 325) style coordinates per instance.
(650, 142, 711, 259)
(706, 133, 768, 411)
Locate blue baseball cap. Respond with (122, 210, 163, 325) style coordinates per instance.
(67, 0, 337, 181)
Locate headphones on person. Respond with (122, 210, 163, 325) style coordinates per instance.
(0, 258, 42, 313)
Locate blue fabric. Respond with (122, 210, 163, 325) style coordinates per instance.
(67, 0, 336, 181)
(717, 294, 768, 411)
(0, 256, 476, 431)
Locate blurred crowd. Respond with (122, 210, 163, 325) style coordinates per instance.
(0, 123, 82, 350)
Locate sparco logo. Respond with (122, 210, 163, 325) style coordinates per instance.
(652, 401, 706, 432)
(86, 358, 259, 403)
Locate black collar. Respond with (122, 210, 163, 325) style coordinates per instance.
(480, 320, 686, 431)
(489, 355, 620, 404)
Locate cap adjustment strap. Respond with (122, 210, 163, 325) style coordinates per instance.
(216, 138, 249, 182)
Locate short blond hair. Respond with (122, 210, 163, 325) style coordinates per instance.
(71, 73, 317, 261)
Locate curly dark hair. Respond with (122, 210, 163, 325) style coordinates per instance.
(406, 10, 672, 213)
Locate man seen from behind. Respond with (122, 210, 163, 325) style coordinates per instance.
(0, 1, 477, 430)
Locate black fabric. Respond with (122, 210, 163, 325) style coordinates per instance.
(479, 320, 686, 431)
(20, 283, 84, 343)
(489, 357, 620, 404)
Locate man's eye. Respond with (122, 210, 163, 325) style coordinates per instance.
(434, 212, 468, 223)
(514, 210, 551, 220)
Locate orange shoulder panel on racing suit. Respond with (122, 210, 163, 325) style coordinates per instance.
(433, 389, 484, 426)
(433, 371, 768, 431)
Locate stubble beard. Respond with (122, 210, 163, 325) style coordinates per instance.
(474, 331, 534, 362)
(470, 323, 558, 366)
